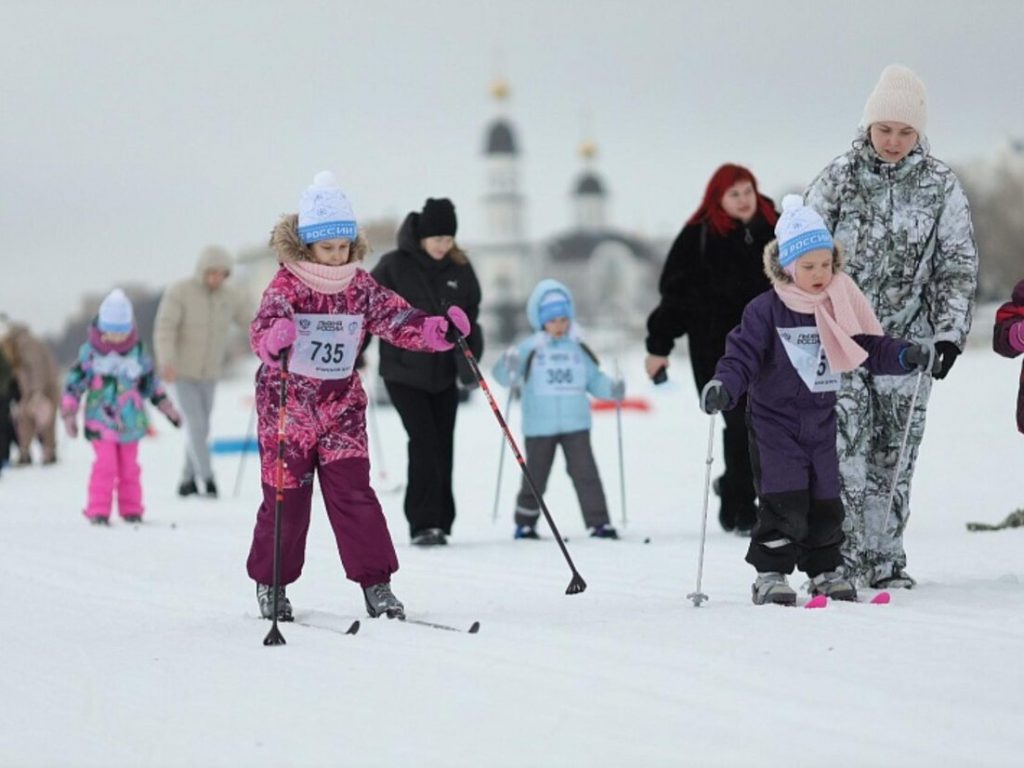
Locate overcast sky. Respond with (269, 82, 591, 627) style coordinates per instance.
(3, 0, 1023, 334)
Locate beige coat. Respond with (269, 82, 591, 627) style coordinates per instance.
(154, 247, 253, 380)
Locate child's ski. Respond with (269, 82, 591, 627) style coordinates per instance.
(800, 591, 891, 608)
(402, 618, 481, 634)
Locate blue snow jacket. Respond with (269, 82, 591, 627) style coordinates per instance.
(492, 280, 617, 438)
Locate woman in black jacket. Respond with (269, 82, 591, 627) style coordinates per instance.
(644, 164, 777, 533)
(371, 198, 483, 546)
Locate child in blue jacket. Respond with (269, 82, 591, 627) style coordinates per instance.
(493, 279, 624, 540)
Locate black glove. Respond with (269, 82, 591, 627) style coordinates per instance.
(699, 380, 730, 414)
(902, 342, 939, 375)
(932, 341, 961, 380)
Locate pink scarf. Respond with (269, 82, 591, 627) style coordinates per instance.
(774, 272, 884, 373)
(285, 261, 358, 295)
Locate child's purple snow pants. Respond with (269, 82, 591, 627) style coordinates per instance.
(246, 455, 398, 588)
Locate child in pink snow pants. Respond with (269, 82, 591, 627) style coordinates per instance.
(61, 289, 181, 524)
(247, 171, 470, 623)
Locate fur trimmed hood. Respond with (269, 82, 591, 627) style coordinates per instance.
(763, 239, 845, 286)
(269, 213, 369, 264)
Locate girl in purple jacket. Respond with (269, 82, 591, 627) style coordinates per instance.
(247, 172, 469, 622)
(700, 196, 935, 605)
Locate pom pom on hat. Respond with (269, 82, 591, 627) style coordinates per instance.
(775, 195, 833, 269)
(97, 288, 135, 334)
(298, 171, 358, 244)
(417, 197, 458, 239)
(862, 64, 928, 135)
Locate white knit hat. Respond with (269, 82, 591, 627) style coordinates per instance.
(862, 64, 928, 135)
(297, 171, 357, 244)
(775, 195, 833, 268)
(98, 288, 134, 333)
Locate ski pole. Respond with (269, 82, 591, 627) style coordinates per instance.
(881, 359, 930, 539)
(365, 371, 401, 493)
(687, 413, 716, 607)
(454, 334, 586, 595)
(264, 354, 290, 647)
(490, 384, 516, 523)
(614, 359, 627, 528)
(233, 400, 257, 499)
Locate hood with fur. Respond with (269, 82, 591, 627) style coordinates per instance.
(269, 213, 369, 265)
(763, 239, 845, 286)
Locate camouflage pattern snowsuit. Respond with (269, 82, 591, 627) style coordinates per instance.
(805, 134, 978, 585)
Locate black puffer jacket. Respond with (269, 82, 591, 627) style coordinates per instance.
(371, 213, 484, 393)
(646, 211, 775, 365)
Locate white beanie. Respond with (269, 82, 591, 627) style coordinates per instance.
(775, 195, 833, 268)
(862, 64, 928, 135)
(297, 171, 357, 244)
(98, 288, 134, 333)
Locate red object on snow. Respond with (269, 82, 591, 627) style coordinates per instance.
(591, 397, 651, 413)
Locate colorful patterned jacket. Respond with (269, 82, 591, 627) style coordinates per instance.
(62, 325, 170, 443)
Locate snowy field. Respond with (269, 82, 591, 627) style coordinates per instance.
(2, 339, 1022, 768)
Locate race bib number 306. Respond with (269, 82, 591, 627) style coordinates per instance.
(289, 313, 364, 380)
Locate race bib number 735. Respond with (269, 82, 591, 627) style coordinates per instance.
(289, 313, 364, 380)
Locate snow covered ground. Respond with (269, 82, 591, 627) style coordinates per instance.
(2, 342, 1022, 768)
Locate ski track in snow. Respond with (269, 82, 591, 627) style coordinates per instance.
(2, 343, 1022, 767)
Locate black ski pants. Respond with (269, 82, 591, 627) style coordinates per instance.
(385, 381, 458, 539)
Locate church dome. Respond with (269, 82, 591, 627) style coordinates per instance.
(574, 171, 605, 196)
(485, 119, 518, 155)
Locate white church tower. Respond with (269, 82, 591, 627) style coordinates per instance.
(476, 78, 534, 342)
(572, 139, 608, 231)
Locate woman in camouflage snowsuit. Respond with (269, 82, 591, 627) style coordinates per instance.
(805, 65, 978, 588)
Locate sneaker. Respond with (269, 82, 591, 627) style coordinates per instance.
(88, 516, 111, 526)
(809, 570, 858, 601)
(205, 479, 218, 498)
(751, 572, 797, 605)
(122, 514, 143, 524)
(869, 566, 916, 590)
(411, 528, 447, 546)
(589, 523, 619, 539)
(256, 583, 293, 621)
(514, 524, 540, 540)
(178, 479, 198, 497)
(363, 582, 405, 620)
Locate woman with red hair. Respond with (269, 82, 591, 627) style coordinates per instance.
(644, 164, 778, 533)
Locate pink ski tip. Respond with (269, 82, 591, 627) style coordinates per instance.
(805, 595, 828, 609)
(870, 591, 891, 605)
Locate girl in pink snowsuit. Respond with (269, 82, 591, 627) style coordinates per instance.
(61, 288, 181, 524)
(247, 171, 469, 623)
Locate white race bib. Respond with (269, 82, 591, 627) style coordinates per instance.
(532, 348, 586, 396)
(777, 326, 840, 393)
(289, 313, 363, 380)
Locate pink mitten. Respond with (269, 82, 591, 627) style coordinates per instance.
(446, 306, 470, 338)
(422, 316, 453, 352)
(157, 398, 182, 428)
(258, 317, 297, 366)
(1011, 319, 1024, 354)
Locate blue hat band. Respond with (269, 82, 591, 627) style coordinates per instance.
(98, 320, 133, 333)
(538, 300, 572, 325)
(779, 229, 833, 267)
(298, 220, 358, 244)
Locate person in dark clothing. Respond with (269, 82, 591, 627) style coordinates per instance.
(644, 164, 777, 533)
(700, 195, 935, 605)
(0, 341, 20, 473)
(371, 198, 484, 546)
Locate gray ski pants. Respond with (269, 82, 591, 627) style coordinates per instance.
(175, 378, 218, 484)
(514, 430, 610, 530)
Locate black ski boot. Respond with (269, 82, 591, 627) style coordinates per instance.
(363, 582, 405, 619)
(256, 583, 293, 621)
